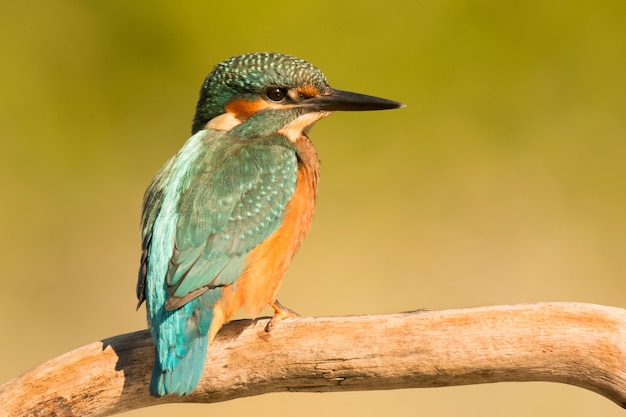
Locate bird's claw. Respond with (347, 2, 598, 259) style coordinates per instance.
(265, 300, 300, 332)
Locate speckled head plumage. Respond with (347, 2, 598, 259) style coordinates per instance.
(192, 53, 329, 133)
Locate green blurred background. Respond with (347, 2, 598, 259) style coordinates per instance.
(1, 1, 625, 415)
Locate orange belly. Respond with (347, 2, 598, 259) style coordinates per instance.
(209, 161, 318, 342)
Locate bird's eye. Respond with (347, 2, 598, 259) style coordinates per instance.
(265, 87, 288, 102)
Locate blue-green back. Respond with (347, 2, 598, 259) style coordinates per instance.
(138, 128, 298, 395)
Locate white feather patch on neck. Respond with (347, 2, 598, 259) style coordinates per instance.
(278, 111, 332, 143)
(205, 112, 242, 131)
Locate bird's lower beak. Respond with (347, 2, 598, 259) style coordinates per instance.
(303, 88, 404, 112)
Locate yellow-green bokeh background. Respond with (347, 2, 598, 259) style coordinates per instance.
(2, 1, 625, 416)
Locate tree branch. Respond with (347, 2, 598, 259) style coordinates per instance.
(1, 302, 626, 416)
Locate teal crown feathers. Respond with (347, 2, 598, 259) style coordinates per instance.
(192, 53, 329, 133)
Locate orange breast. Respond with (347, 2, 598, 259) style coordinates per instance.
(209, 140, 319, 342)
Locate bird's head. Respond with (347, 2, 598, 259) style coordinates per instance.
(191, 52, 403, 140)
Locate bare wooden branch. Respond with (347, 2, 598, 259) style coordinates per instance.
(1, 302, 626, 416)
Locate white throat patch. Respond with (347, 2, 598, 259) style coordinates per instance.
(278, 111, 332, 143)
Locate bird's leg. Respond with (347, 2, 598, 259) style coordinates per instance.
(265, 300, 300, 332)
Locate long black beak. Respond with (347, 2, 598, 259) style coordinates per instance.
(303, 88, 404, 112)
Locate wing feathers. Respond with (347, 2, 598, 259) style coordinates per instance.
(146, 135, 299, 307)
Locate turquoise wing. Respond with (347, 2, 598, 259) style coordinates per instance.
(137, 129, 298, 396)
(167, 135, 299, 305)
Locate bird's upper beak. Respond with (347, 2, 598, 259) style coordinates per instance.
(302, 88, 404, 112)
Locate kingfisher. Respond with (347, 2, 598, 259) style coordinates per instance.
(136, 52, 403, 396)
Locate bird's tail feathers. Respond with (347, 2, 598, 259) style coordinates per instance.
(149, 288, 224, 396)
(150, 332, 209, 396)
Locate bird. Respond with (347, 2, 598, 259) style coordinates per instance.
(136, 52, 403, 397)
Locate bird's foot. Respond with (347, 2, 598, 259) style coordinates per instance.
(265, 300, 300, 332)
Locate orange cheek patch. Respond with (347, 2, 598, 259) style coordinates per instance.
(225, 98, 270, 121)
(296, 84, 320, 98)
